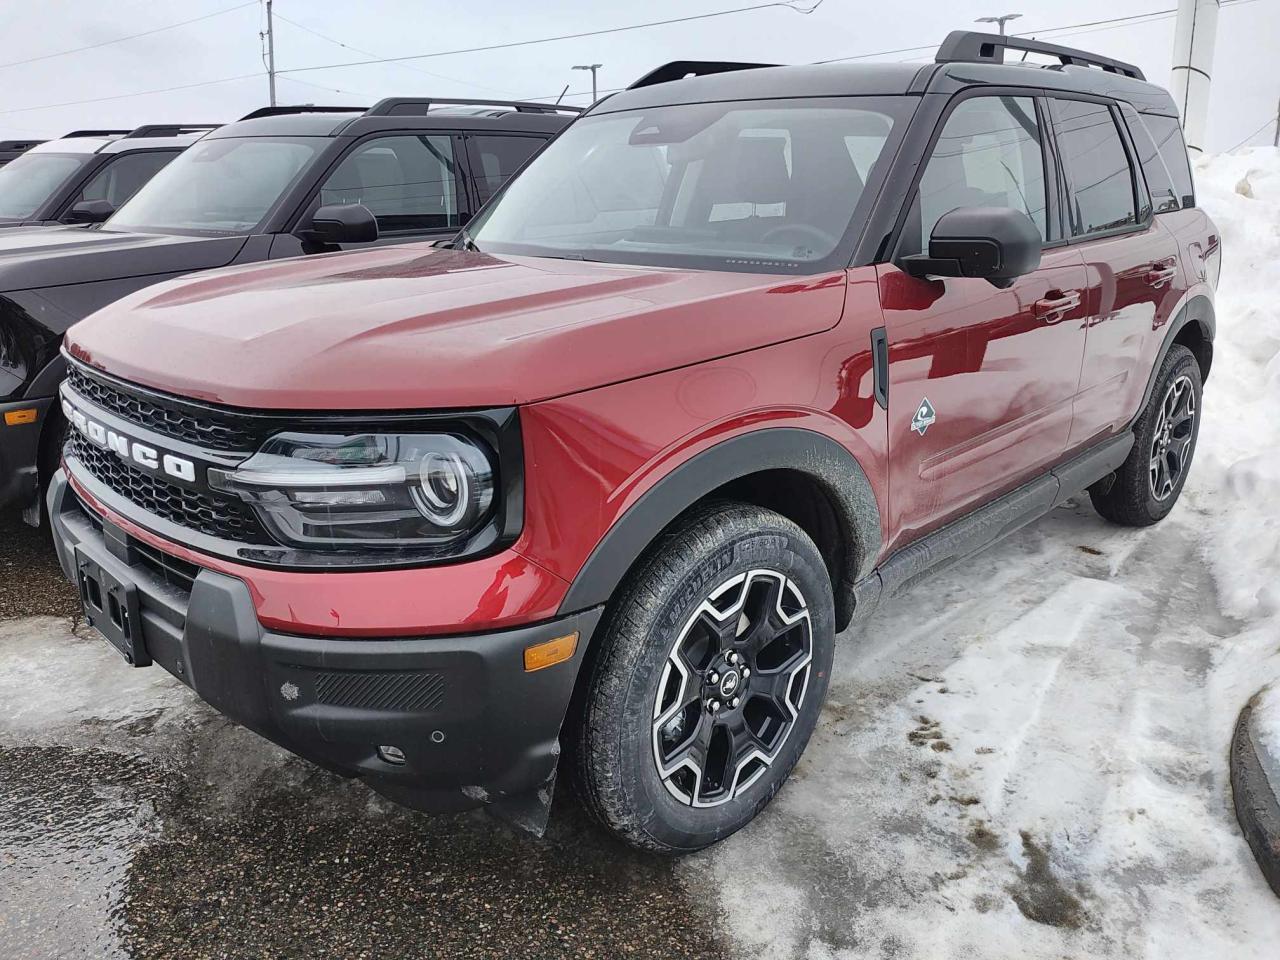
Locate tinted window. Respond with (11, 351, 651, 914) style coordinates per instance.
(0, 153, 86, 219)
(468, 136, 544, 203)
(320, 135, 461, 234)
(1053, 100, 1137, 236)
(74, 151, 176, 211)
(1119, 104, 1176, 214)
(469, 98, 910, 274)
(110, 137, 322, 233)
(1143, 114, 1195, 208)
(916, 96, 1049, 246)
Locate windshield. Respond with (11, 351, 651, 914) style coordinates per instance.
(469, 97, 911, 273)
(0, 153, 87, 219)
(108, 136, 323, 234)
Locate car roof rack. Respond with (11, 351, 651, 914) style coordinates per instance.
(935, 30, 1145, 80)
(628, 61, 778, 90)
(364, 97, 584, 116)
(124, 123, 221, 139)
(63, 129, 131, 138)
(238, 105, 366, 121)
(0, 140, 43, 150)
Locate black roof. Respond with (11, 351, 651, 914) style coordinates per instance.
(594, 32, 1176, 118)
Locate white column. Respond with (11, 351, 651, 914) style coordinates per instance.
(1170, 0, 1220, 155)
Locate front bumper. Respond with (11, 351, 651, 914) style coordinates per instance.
(0, 396, 54, 513)
(48, 470, 601, 830)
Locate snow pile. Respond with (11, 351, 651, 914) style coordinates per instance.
(690, 148, 1280, 959)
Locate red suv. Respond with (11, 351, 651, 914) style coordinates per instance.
(49, 34, 1219, 852)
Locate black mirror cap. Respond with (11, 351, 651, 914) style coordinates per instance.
(901, 206, 1042, 287)
(65, 199, 115, 224)
(305, 203, 379, 244)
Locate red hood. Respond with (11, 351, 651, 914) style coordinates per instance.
(66, 245, 846, 409)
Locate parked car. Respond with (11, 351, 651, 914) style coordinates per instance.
(48, 34, 1217, 852)
(0, 125, 218, 228)
(0, 99, 578, 521)
(0, 139, 45, 169)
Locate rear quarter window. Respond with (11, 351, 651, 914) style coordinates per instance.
(1119, 104, 1179, 214)
(1142, 113, 1195, 208)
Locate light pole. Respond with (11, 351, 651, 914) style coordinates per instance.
(976, 13, 1022, 35)
(573, 63, 603, 103)
(262, 0, 277, 107)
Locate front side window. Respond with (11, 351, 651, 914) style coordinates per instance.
(468, 135, 545, 204)
(319, 135, 461, 234)
(1143, 113, 1195, 208)
(73, 150, 176, 212)
(915, 95, 1049, 246)
(1052, 99, 1138, 236)
(108, 137, 322, 234)
(0, 153, 87, 220)
(468, 97, 911, 274)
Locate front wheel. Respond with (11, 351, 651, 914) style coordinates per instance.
(573, 502, 835, 853)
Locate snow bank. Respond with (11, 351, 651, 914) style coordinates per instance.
(690, 148, 1280, 959)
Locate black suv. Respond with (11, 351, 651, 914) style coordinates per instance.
(0, 98, 579, 521)
(0, 140, 44, 169)
(0, 125, 218, 228)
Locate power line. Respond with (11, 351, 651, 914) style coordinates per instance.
(275, 1, 824, 76)
(0, 1, 257, 70)
(1225, 115, 1278, 152)
(0, 73, 262, 117)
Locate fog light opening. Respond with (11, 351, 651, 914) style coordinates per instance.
(377, 745, 407, 765)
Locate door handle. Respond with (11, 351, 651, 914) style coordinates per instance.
(1145, 265, 1178, 287)
(1033, 290, 1081, 322)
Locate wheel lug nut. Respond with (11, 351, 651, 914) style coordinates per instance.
(727, 652, 740, 664)
(708, 671, 720, 684)
(730, 697, 740, 708)
(708, 700, 721, 713)
(741, 668, 750, 678)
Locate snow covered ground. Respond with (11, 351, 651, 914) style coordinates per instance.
(690, 148, 1280, 958)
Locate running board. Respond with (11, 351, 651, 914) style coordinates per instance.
(851, 432, 1133, 621)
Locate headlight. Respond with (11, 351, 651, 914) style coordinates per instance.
(209, 432, 496, 551)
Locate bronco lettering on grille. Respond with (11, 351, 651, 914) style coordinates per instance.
(62, 396, 197, 483)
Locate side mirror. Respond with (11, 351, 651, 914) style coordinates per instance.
(301, 203, 378, 244)
(900, 206, 1042, 288)
(64, 199, 115, 224)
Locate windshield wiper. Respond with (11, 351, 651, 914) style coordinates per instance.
(455, 229, 481, 252)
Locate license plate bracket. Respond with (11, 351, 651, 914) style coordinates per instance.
(76, 549, 150, 667)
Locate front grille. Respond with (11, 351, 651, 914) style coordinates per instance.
(315, 671, 446, 712)
(66, 364, 261, 453)
(68, 431, 272, 544)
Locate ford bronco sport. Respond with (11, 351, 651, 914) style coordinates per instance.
(49, 33, 1218, 852)
(0, 99, 575, 522)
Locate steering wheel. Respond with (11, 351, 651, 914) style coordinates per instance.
(759, 223, 839, 253)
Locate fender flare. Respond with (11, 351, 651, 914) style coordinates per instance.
(557, 427, 883, 626)
(1132, 293, 1215, 422)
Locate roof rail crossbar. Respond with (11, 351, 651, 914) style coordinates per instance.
(364, 97, 584, 116)
(63, 129, 131, 138)
(935, 31, 1145, 80)
(125, 124, 221, 139)
(238, 105, 367, 121)
(628, 61, 778, 90)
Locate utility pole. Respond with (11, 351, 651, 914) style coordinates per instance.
(1171, 0, 1220, 155)
(975, 13, 1022, 35)
(1274, 96, 1279, 148)
(573, 63, 603, 103)
(263, 0, 277, 107)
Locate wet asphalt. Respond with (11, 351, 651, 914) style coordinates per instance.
(0, 510, 732, 959)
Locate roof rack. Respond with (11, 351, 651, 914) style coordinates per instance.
(63, 129, 131, 139)
(124, 123, 221, 139)
(238, 105, 366, 121)
(0, 140, 44, 151)
(628, 61, 778, 90)
(364, 97, 583, 116)
(935, 31, 1145, 80)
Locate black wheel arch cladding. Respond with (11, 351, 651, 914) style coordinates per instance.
(557, 427, 882, 631)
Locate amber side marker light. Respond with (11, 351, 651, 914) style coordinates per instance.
(3, 408, 38, 426)
(524, 632, 579, 672)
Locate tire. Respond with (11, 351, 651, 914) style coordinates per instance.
(1090, 344, 1202, 527)
(573, 501, 835, 853)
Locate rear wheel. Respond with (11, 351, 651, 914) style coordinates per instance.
(1090, 344, 1202, 526)
(573, 502, 835, 853)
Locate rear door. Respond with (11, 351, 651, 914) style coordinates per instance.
(1049, 98, 1187, 448)
(881, 92, 1088, 552)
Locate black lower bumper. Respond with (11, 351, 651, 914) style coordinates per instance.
(0, 396, 54, 514)
(48, 470, 601, 831)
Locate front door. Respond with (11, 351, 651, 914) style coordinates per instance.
(882, 94, 1088, 553)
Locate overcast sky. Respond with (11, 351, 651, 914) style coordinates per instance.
(0, 0, 1274, 151)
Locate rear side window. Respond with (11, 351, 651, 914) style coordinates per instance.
(1142, 114, 1195, 208)
(467, 136, 544, 204)
(74, 150, 176, 211)
(1051, 99, 1137, 237)
(1119, 104, 1178, 214)
(320, 134, 463, 234)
